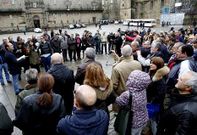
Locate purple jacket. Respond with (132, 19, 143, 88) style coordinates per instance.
(116, 70, 151, 128)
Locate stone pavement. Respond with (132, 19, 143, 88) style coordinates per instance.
(0, 54, 117, 135)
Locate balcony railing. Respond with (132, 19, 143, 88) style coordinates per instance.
(0, 8, 24, 13)
(47, 7, 103, 12)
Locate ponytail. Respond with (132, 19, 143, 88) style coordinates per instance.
(36, 73, 55, 107)
(37, 92, 53, 107)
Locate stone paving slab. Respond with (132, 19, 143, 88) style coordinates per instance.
(0, 54, 117, 135)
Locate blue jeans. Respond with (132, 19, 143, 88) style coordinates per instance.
(132, 123, 146, 135)
(12, 74, 20, 94)
(150, 118, 157, 135)
(0, 63, 11, 84)
(95, 41, 101, 54)
(41, 55, 51, 71)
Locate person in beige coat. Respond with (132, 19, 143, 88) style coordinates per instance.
(111, 45, 142, 111)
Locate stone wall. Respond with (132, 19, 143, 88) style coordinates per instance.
(0, 0, 24, 9)
(0, 0, 103, 32)
(0, 13, 25, 32)
(102, 0, 120, 20)
(120, 0, 131, 20)
(48, 12, 102, 28)
(136, 0, 161, 22)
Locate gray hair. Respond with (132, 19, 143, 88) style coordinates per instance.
(25, 68, 38, 82)
(85, 47, 95, 60)
(151, 41, 161, 50)
(185, 71, 197, 93)
(121, 45, 132, 57)
(51, 53, 63, 64)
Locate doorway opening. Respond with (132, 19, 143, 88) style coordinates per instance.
(33, 15, 40, 28)
(92, 17, 96, 23)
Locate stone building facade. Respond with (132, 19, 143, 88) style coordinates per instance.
(102, 0, 120, 20)
(135, 0, 166, 22)
(119, 0, 131, 20)
(134, 0, 197, 25)
(0, 0, 103, 32)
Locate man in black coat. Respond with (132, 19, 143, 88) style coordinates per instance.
(0, 102, 13, 135)
(157, 71, 197, 135)
(75, 47, 101, 85)
(5, 42, 25, 94)
(48, 53, 75, 115)
(114, 32, 123, 57)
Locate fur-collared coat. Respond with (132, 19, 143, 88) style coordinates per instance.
(147, 66, 170, 105)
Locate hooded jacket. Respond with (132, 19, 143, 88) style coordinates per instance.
(116, 70, 151, 128)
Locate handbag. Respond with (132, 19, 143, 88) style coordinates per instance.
(114, 92, 132, 135)
(147, 103, 160, 119)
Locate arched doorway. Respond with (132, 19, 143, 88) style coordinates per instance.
(33, 15, 40, 28)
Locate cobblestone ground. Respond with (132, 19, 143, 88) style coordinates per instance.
(0, 24, 185, 135)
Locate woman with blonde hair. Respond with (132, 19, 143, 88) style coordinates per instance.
(13, 73, 65, 135)
(84, 62, 115, 114)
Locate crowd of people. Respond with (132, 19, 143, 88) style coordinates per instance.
(0, 24, 197, 135)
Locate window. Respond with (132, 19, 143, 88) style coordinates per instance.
(150, 1, 153, 9)
(161, 0, 164, 7)
(54, 0, 56, 5)
(12, 0, 15, 4)
(9, 15, 12, 19)
(33, 3, 37, 8)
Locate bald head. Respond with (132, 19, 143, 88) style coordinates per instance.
(51, 53, 63, 64)
(75, 85, 96, 109)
